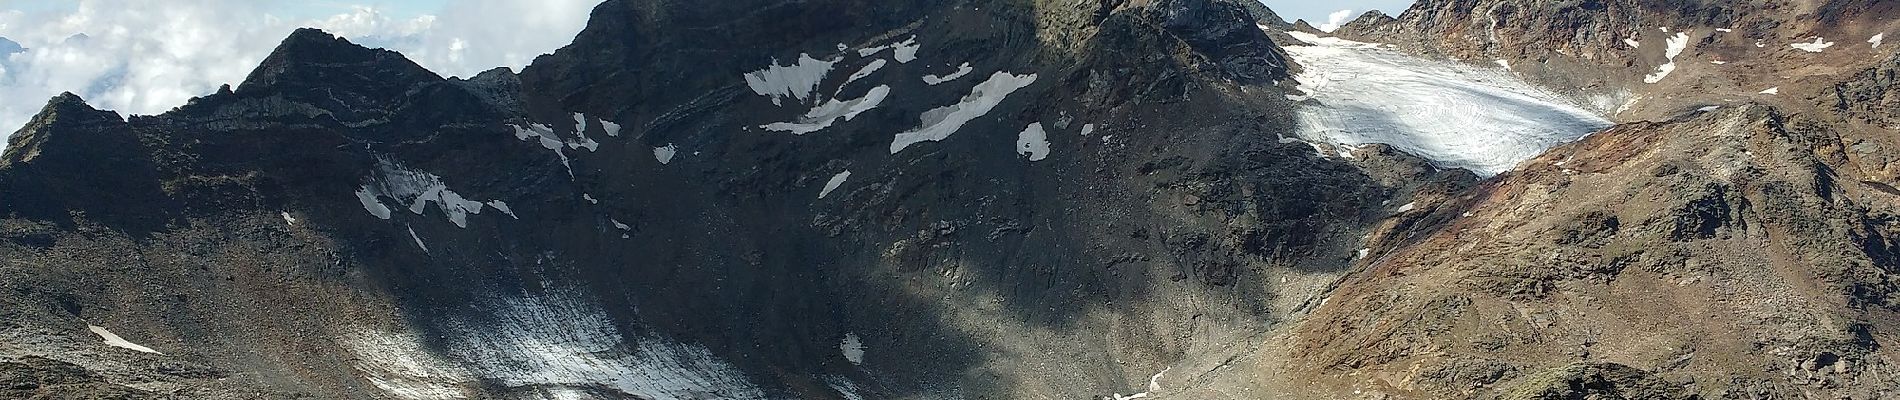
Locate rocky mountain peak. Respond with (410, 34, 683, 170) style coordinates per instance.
(1333, 10, 1395, 34)
(1290, 18, 1321, 34)
(1228, 0, 1291, 29)
(449, 66, 527, 114)
(2, 92, 126, 166)
(0, 92, 168, 231)
(1145, 0, 1291, 83)
(236, 28, 441, 114)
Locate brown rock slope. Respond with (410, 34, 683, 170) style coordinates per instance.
(1188, 54, 1900, 400)
(1156, 3, 1900, 398)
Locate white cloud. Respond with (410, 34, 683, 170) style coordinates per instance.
(311, 6, 438, 39)
(0, 0, 600, 139)
(390, 0, 599, 78)
(1318, 9, 1355, 32)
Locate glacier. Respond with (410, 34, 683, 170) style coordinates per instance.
(1282, 31, 1612, 176)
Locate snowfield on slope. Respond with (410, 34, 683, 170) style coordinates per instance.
(345, 287, 769, 400)
(88, 325, 161, 354)
(1282, 32, 1612, 176)
(355, 156, 517, 228)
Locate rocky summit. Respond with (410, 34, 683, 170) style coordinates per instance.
(1, 0, 1898, 399)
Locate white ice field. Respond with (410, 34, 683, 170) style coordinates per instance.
(1282, 32, 1613, 176)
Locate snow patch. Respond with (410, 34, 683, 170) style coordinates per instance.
(610, 219, 631, 238)
(843, 59, 887, 87)
(1716, 28, 1733, 33)
(1282, 31, 1611, 176)
(513, 123, 564, 151)
(485, 201, 517, 219)
(889, 71, 1038, 154)
(840, 332, 866, 365)
(891, 38, 921, 63)
(354, 156, 508, 228)
(1494, 59, 1511, 69)
(356, 188, 393, 219)
(1396, 202, 1417, 213)
(1873, 33, 1886, 49)
(582, 193, 598, 204)
(761, 85, 891, 135)
(1016, 123, 1051, 161)
(1792, 37, 1835, 52)
(819, 171, 852, 199)
(1644, 31, 1690, 84)
(1759, 87, 1780, 95)
(922, 62, 974, 85)
(742, 54, 840, 106)
(88, 325, 160, 354)
(859, 36, 919, 63)
(599, 119, 621, 137)
(653, 144, 678, 164)
(1624, 38, 1642, 49)
(1080, 123, 1096, 136)
(511, 123, 575, 176)
(1112, 367, 1170, 400)
(566, 113, 599, 152)
(1356, 248, 1371, 260)
(281, 211, 297, 226)
(407, 226, 428, 253)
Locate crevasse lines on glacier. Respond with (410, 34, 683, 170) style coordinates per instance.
(1281, 31, 1613, 176)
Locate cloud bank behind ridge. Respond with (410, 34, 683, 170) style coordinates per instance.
(0, 0, 600, 138)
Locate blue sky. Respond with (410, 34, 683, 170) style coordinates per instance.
(1258, 0, 1417, 27)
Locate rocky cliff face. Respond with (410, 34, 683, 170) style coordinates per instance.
(4, 0, 1900, 399)
(1213, 103, 1900, 399)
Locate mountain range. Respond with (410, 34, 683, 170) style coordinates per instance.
(3, 0, 1899, 399)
